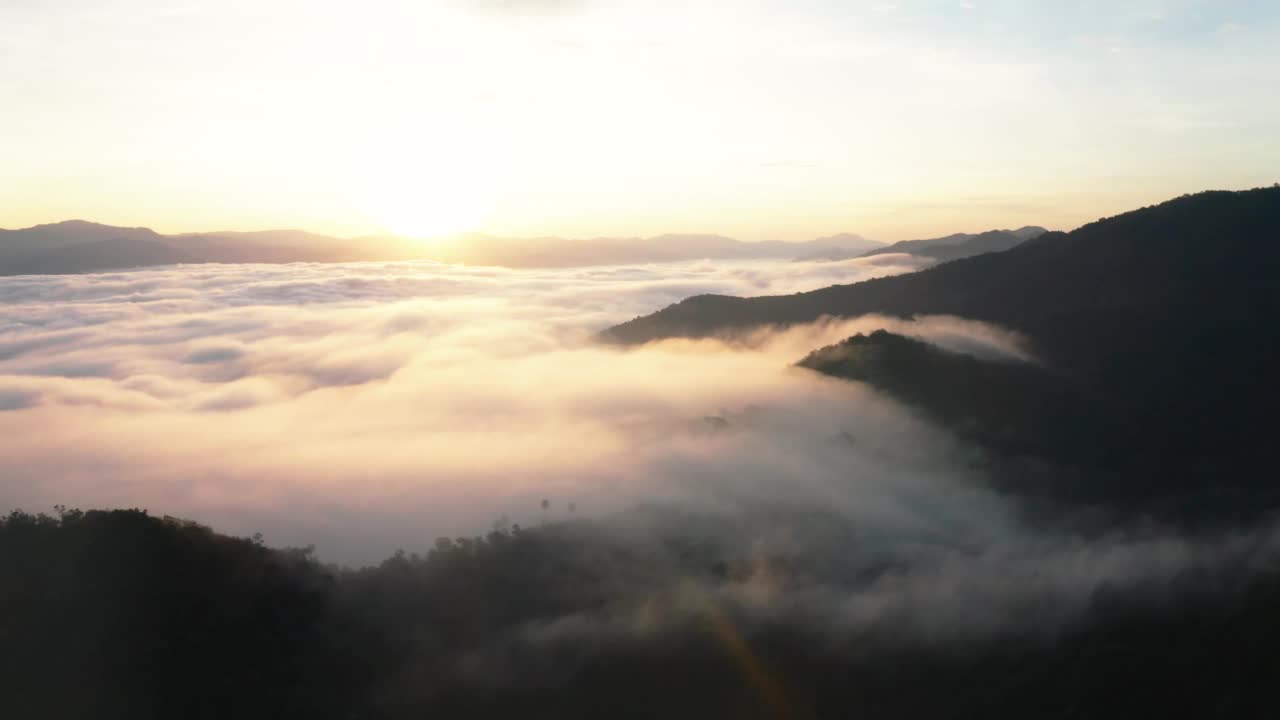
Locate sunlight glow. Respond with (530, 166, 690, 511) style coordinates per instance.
(2, 0, 1277, 239)
(358, 140, 498, 239)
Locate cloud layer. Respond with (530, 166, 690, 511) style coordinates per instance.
(0, 255, 946, 559)
(2, 255, 1277, 654)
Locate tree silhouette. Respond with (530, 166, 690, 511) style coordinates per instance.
(7, 505, 1280, 718)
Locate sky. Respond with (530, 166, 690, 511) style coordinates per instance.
(2, 0, 1278, 241)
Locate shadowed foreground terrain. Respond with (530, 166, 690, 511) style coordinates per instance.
(5, 507, 1280, 719)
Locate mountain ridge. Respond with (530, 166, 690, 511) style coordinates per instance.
(797, 226, 1047, 263)
(602, 188, 1279, 345)
(0, 217, 1070, 275)
(858, 226, 1048, 261)
(0, 217, 1072, 274)
(602, 187, 1280, 507)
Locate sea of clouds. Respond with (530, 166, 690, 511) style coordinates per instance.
(1, 253, 1277, 648)
(0, 253, 951, 558)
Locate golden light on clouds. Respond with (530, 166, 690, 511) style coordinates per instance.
(0, 255, 971, 561)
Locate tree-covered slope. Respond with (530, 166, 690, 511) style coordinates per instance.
(8, 506, 1280, 719)
(603, 188, 1280, 347)
(603, 188, 1280, 495)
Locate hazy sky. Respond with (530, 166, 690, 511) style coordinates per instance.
(3, 0, 1277, 240)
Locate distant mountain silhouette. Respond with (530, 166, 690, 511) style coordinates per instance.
(0, 222, 884, 274)
(0, 221, 426, 274)
(0, 219, 163, 251)
(862, 226, 1046, 260)
(604, 188, 1280, 509)
(799, 227, 1046, 262)
(4, 236, 196, 275)
(423, 232, 883, 267)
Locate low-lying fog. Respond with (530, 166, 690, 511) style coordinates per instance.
(0, 254, 941, 558)
(2, 253, 1276, 643)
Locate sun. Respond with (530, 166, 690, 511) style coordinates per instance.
(370, 177, 491, 239)
(358, 140, 498, 239)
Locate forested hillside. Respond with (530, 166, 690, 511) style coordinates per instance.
(6, 507, 1280, 719)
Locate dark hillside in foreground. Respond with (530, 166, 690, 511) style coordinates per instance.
(6, 507, 1280, 719)
(0, 509, 360, 719)
(603, 188, 1280, 507)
